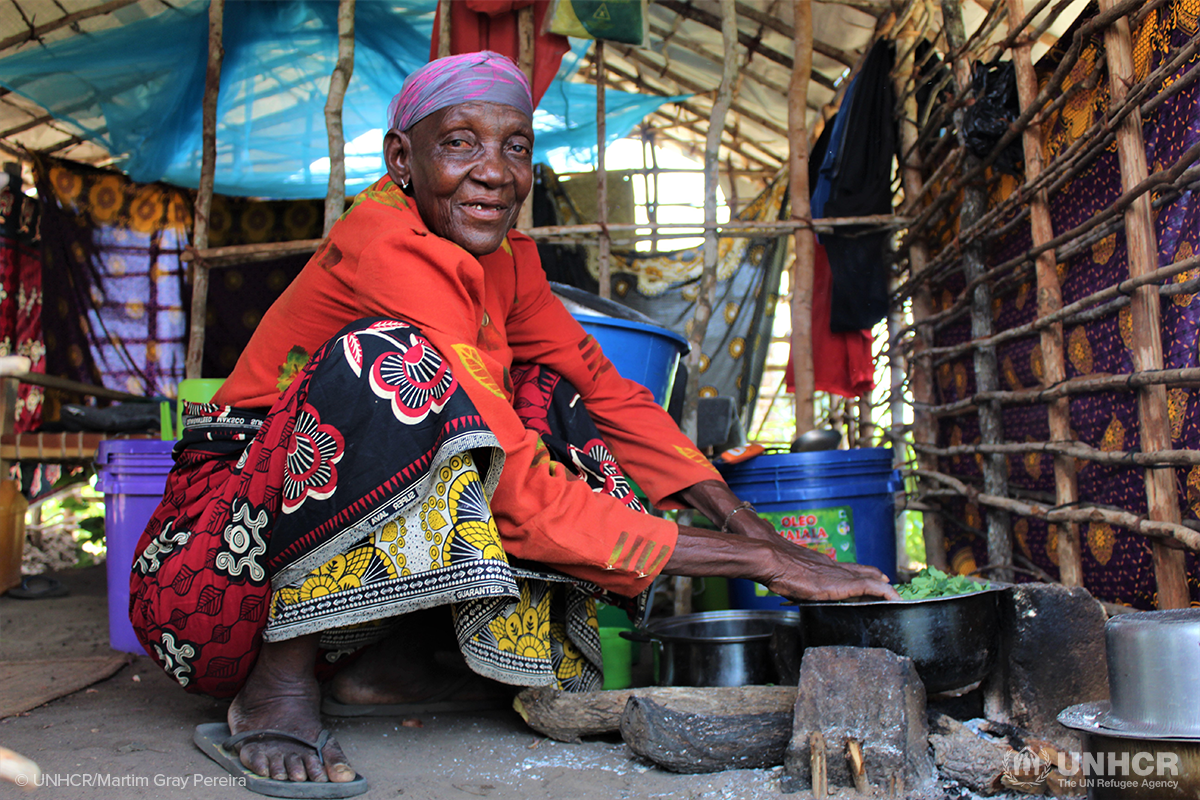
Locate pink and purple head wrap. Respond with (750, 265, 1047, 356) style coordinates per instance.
(387, 51, 534, 132)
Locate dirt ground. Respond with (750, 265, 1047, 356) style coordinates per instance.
(0, 566, 792, 800)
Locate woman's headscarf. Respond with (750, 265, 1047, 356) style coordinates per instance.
(387, 51, 534, 132)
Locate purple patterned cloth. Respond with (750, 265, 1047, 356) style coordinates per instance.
(387, 51, 533, 132)
(928, 2, 1200, 608)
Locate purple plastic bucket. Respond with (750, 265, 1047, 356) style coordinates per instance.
(94, 439, 175, 654)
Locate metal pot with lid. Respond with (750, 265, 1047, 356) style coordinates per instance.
(624, 609, 799, 687)
(1058, 608, 1200, 799)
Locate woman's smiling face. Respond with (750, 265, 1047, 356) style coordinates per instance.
(385, 101, 534, 257)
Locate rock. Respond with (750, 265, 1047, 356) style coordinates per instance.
(782, 646, 935, 795)
(515, 684, 796, 745)
(618, 687, 796, 774)
(928, 712, 1011, 794)
(983, 582, 1108, 749)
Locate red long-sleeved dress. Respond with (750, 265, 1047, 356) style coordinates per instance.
(214, 175, 723, 597)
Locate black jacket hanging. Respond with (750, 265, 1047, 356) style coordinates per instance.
(819, 41, 896, 333)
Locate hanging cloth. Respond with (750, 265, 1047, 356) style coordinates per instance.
(815, 40, 896, 333)
(784, 241, 875, 399)
(431, 0, 571, 107)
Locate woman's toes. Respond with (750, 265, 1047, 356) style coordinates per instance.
(304, 753, 328, 782)
(241, 744, 269, 777)
(285, 753, 308, 782)
(328, 761, 357, 783)
(269, 753, 288, 782)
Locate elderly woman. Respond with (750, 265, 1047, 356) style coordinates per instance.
(130, 52, 896, 796)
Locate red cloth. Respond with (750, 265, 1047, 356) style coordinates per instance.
(785, 242, 875, 399)
(0, 234, 43, 433)
(216, 175, 723, 596)
(430, 0, 570, 107)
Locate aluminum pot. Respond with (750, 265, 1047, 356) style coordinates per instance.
(795, 587, 1003, 693)
(1063, 608, 1200, 738)
(626, 609, 800, 687)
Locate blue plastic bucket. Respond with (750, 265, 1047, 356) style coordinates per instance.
(719, 448, 901, 610)
(575, 314, 687, 407)
(94, 439, 176, 654)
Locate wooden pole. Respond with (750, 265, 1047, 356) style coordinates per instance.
(517, 4, 536, 231)
(682, 0, 738, 441)
(941, 0, 1012, 582)
(789, 0, 816, 436)
(893, 14, 946, 569)
(1004, 0, 1082, 587)
(596, 40, 611, 300)
(185, 0, 225, 381)
(0, 0, 140, 54)
(323, 0, 356, 236)
(436, 0, 452, 59)
(1099, 0, 1190, 609)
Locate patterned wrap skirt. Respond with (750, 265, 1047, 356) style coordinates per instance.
(129, 318, 645, 698)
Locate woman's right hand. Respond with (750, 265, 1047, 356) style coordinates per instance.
(754, 533, 899, 602)
(663, 524, 899, 602)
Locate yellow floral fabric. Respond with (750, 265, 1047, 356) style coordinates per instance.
(268, 452, 603, 690)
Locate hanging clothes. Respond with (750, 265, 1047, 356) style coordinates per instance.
(812, 40, 896, 333)
(784, 242, 875, 399)
(431, 0, 571, 106)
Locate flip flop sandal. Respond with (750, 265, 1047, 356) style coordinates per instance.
(6, 575, 68, 599)
(320, 672, 513, 717)
(193, 722, 368, 798)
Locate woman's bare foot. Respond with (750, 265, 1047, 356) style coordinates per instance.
(228, 634, 357, 783)
(329, 620, 509, 707)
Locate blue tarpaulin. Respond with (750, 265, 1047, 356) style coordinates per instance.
(0, 0, 685, 198)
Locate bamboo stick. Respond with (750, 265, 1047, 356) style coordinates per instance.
(647, 22, 820, 111)
(655, 0, 838, 91)
(929, 368, 1200, 416)
(593, 55, 791, 164)
(323, 0, 356, 236)
(789, 0, 816, 436)
(915, 252, 1200, 362)
(893, 12, 946, 569)
(912, 469, 1200, 553)
(0, 0, 140, 53)
(2, 371, 145, 402)
(733, 1, 857, 67)
(517, 4, 536, 231)
(1004, 0, 1080, 586)
(942, 0, 1012, 582)
(180, 213, 910, 270)
(912, 440, 1200, 468)
(1099, 0, 1189, 609)
(616, 47, 790, 138)
(185, 0, 225, 381)
(436, 0, 451, 59)
(596, 40, 610, 300)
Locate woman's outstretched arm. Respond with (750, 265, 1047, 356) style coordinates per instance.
(668, 479, 900, 601)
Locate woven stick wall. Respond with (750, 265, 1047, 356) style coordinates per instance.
(890, 0, 1200, 609)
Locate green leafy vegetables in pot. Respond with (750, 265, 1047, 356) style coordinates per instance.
(894, 567, 989, 600)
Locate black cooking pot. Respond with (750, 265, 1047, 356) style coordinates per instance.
(625, 609, 800, 687)
(794, 588, 1003, 693)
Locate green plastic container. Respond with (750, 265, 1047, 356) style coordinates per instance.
(599, 627, 632, 689)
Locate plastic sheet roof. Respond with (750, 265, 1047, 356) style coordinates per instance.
(0, 0, 1089, 194)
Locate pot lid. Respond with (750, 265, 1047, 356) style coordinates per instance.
(1059, 701, 1200, 742)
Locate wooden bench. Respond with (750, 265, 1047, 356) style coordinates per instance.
(0, 356, 152, 471)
